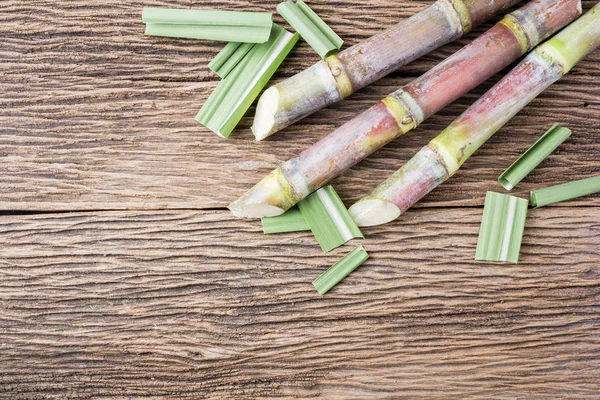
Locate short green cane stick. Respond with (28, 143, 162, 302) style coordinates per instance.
(142, 8, 273, 43)
(313, 245, 369, 295)
(476, 192, 529, 264)
(498, 124, 572, 191)
(209, 42, 255, 78)
(277, 0, 343, 58)
(531, 175, 600, 208)
(261, 206, 310, 234)
(298, 186, 363, 253)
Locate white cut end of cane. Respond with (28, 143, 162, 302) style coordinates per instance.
(348, 199, 401, 227)
(228, 168, 293, 218)
(228, 203, 285, 219)
(252, 86, 279, 141)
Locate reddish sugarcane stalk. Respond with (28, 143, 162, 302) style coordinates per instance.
(349, 2, 600, 227)
(251, 0, 523, 140)
(229, 0, 582, 219)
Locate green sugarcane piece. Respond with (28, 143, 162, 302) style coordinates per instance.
(313, 245, 369, 295)
(298, 186, 363, 253)
(142, 8, 273, 43)
(144, 24, 271, 43)
(209, 42, 256, 78)
(498, 124, 572, 191)
(142, 8, 272, 26)
(277, 0, 343, 58)
(476, 192, 529, 264)
(262, 206, 310, 234)
(296, 0, 343, 49)
(196, 24, 299, 138)
(531, 175, 600, 208)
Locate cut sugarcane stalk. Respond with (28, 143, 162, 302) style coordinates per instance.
(313, 245, 369, 295)
(531, 175, 600, 208)
(349, 3, 600, 227)
(277, 0, 343, 58)
(498, 124, 572, 191)
(196, 24, 299, 138)
(261, 206, 310, 234)
(298, 186, 363, 253)
(252, 0, 523, 140)
(209, 42, 255, 78)
(230, 0, 581, 218)
(142, 8, 273, 43)
(475, 192, 529, 264)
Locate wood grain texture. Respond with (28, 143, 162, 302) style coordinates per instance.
(0, 208, 599, 398)
(1, 0, 599, 211)
(2, 1, 600, 398)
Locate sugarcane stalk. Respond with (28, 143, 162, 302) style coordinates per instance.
(229, 0, 581, 218)
(349, 3, 600, 227)
(252, 0, 523, 140)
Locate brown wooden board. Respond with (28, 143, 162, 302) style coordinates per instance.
(1, 209, 599, 398)
(1, 0, 599, 398)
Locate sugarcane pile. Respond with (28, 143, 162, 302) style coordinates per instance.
(144, 1, 600, 294)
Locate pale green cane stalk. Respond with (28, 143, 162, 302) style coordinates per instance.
(498, 124, 572, 190)
(142, 8, 273, 43)
(277, 0, 343, 58)
(298, 186, 363, 253)
(531, 175, 600, 208)
(476, 192, 529, 264)
(313, 245, 369, 295)
(209, 42, 255, 78)
(196, 24, 299, 138)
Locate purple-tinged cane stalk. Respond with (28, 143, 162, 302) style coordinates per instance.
(229, 0, 582, 218)
(349, 3, 600, 227)
(252, 0, 523, 140)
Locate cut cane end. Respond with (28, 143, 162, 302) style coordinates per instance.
(349, 199, 401, 227)
(228, 202, 285, 218)
(498, 176, 515, 191)
(252, 86, 280, 141)
(228, 168, 296, 218)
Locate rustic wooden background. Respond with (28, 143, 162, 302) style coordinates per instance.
(1, 0, 599, 398)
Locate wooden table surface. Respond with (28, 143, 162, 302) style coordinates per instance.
(1, 0, 599, 398)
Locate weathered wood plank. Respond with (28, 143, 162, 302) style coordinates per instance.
(1, 1, 599, 211)
(0, 208, 599, 398)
